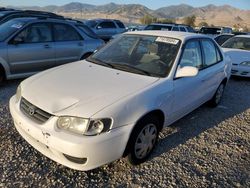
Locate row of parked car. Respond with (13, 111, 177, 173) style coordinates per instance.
(0, 7, 249, 171)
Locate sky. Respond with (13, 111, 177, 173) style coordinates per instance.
(0, 0, 249, 10)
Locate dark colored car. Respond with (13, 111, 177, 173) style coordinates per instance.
(214, 34, 234, 46)
(85, 19, 126, 41)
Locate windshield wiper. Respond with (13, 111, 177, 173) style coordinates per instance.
(86, 57, 114, 68)
(110, 63, 153, 76)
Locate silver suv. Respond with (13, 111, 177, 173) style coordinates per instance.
(0, 17, 104, 82)
(85, 19, 126, 41)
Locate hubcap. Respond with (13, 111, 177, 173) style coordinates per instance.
(134, 124, 157, 159)
(215, 84, 224, 104)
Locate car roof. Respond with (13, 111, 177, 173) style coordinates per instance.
(234, 35, 250, 38)
(125, 30, 208, 41)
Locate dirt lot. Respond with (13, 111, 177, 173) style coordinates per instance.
(0, 77, 249, 188)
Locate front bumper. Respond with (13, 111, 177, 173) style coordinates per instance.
(231, 65, 250, 77)
(9, 96, 133, 171)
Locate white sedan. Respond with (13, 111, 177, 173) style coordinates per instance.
(222, 35, 250, 77)
(10, 31, 231, 171)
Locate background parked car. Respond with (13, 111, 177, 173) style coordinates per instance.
(144, 23, 195, 32)
(0, 17, 104, 82)
(222, 35, 250, 77)
(84, 19, 126, 41)
(198, 26, 233, 38)
(214, 34, 234, 46)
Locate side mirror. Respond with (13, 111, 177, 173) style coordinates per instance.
(175, 66, 198, 78)
(11, 36, 24, 45)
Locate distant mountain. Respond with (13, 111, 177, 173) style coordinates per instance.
(8, 3, 250, 27)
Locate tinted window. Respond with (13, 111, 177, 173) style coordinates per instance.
(214, 35, 233, 46)
(98, 21, 116, 29)
(187, 26, 195, 33)
(222, 37, 250, 51)
(201, 40, 217, 66)
(180, 27, 186, 32)
(54, 24, 82, 41)
(144, 25, 172, 31)
(172, 27, 179, 31)
(200, 28, 221, 34)
(15, 23, 52, 43)
(115, 20, 125, 28)
(0, 19, 26, 41)
(180, 41, 202, 68)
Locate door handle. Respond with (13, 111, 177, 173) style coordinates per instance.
(44, 44, 51, 48)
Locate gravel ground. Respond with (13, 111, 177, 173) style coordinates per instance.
(0, 77, 250, 188)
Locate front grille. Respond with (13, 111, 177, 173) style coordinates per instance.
(20, 97, 52, 124)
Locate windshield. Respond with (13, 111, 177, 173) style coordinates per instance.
(88, 34, 181, 77)
(85, 20, 98, 28)
(222, 37, 250, 51)
(0, 19, 26, 41)
(76, 24, 99, 39)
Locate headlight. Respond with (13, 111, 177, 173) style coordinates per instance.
(240, 61, 250, 66)
(57, 117, 112, 136)
(16, 85, 21, 103)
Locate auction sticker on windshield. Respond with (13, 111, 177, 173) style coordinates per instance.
(155, 37, 179, 45)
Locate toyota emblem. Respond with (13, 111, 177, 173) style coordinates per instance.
(28, 107, 35, 116)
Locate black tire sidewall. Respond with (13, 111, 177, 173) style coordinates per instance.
(127, 115, 160, 165)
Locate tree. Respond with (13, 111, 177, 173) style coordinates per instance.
(183, 15, 196, 27)
(198, 21, 209, 27)
(140, 15, 157, 25)
(157, 18, 175, 24)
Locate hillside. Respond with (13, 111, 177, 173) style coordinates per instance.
(7, 2, 250, 28)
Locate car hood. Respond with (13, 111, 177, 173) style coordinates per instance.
(21, 60, 159, 117)
(222, 48, 250, 65)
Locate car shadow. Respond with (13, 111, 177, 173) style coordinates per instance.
(150, 77, 250, 159)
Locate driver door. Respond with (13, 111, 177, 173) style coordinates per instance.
(170, 40, 205, 122)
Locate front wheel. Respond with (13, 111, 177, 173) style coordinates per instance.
(126, 116, 160, 165)
(208, 83, 225, 107)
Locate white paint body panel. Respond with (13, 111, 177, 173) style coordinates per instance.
(10, 31, 231, 170)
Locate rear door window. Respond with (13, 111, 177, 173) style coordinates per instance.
(180, 27, 186, 32)
(201, 40, 218, 67)
(98, 21, 116, 29)
(53, 23, 82, 41)
(172, 27, 179, 31)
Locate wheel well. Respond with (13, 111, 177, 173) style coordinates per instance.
(221, 78, 228, 86)
(0, 64, 6, 81)
(122, 109, 165, 157)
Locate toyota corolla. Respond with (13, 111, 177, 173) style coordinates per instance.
(10, 31, 231, 171)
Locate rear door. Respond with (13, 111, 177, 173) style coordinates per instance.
(199, 39, 225, 100)
(8, 22, 55, 74)
(53, 23, 84, 65)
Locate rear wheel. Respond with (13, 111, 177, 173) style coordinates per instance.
(208, 83, 225, 107)
(126, 115, 160, 165)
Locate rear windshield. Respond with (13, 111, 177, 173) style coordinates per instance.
(144, 25, 172, 31)
(222, 37, 250, 51)
(0, 19, 26, 41)
(200, 28, 221, 34)
(76, 24, 99, 39)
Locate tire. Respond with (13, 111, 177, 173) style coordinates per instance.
(208, 83, 225, 107)
(126, 115, 160, 165)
